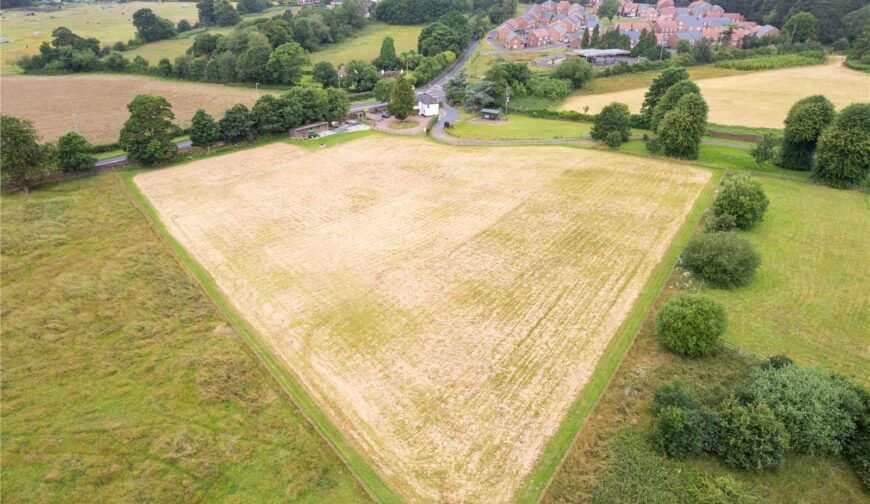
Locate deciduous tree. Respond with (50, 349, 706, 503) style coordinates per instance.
(57, 132, 96, 172)
(0, 115, 54, 192)
(190, 109, 219, 145)
(119, 95, 178, 165)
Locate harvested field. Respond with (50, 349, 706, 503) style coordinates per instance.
(134, 136, 711, 502)
(0, 74, 262, 144)
(559, 62, 870, 128)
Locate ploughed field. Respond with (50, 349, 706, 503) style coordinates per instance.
(559, 62, 869, 129)
(134, 136, 710, 502)
(0, 74, 262, 144)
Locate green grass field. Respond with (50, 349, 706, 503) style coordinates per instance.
(0, 2, 199, 74)
(705, 177, 870, 384)
(448, 114, 593, 140)
(542, 176, 869, 504)
(308, 22, 423, 66)
(0, 173, 371, 503)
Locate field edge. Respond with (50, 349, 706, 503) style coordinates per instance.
(512, 169, 723, 504)
(120, 169, 402, 504)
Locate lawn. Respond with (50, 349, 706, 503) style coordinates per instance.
(0, 74, 263, 143)
(0, 2, 199, 74)
(387, 119, 419, 129)
(133, 135, 711, 502)
(448, 114, 593, 140)
(541, 175, 869, 503)
(308, 22, 423, 66)
(560, 60, 866, 128)
(705, 177, 870, 384)
(0, 173, 370, 503)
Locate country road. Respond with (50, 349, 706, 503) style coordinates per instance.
(94, 139, 193, 168)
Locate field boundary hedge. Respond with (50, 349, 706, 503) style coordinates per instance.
(120, 166, 403, 504)
(513, 170, 724, 503)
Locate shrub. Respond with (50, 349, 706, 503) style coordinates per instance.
(715, 396, 788, 470)
(57, 132, 96, 172)
(654, 406, 706, 458)
(833, 37, 850, 52)
(749, 132, 781, 167)
(779, 95, 835, 171)
(653, 381, 699, 412)
(645, 136, 661, 153)
(552, 57, 594, 88)
(591, 102, 631, 146)
(813, 103, 870, 187)
(681, 233, 761, 289)
(846, 389, 870, 489)
(190, 109, 219, 145)
(655, 294, 727, 357)
(758, 354, 794, 371)
(705, 212, 737, 233)
(740, 366, 864, 456)
(526, 76, 572, 101)
(712, 175, 769, 230)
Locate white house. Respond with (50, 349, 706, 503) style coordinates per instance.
(415, 93, 439, 117)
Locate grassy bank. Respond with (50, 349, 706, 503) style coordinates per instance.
(542, 174, 869, 503)
(0, 173, 371, 503)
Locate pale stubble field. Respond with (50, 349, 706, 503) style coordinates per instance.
(134, 136, 711, 502)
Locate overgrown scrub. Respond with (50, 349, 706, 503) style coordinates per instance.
(681, 233, 761, 289)
(739, 365, 864, 456)
(655, 294, 726, 357)
(710, 175, 769, 231)
(714, 51, 825, 71)
(715, 396, 789, 470)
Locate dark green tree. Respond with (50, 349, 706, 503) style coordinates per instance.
(782, 11, 818, 43)
(779, 95, 835, 171)
(177, 19, 192, 33)
(267, 42, 309, 85)
(750, 132, 781, 167)
(681, 232, 761, 289)
(716, 396, 789, 471)
(0, 115, 54, 192)
(157, 58, 173, 77)
(251, 96, 284, 135)
(590, 25, 600, 48)
(597, 0, 618, 20)
(376, 36, 400, 70)
(640, 66, 689, 127)
(324, 87, 350, 122)
(214, 0, 240, 27)
(343, 60, 379, 91)
(658, 93, 707, 160)
(56, 131, 95, 172)
(712, 174, 769, 230)
(552, 57, 594, 88)
(445, 70, 468, 103)
(814, 103, 870, 187)
(197, 0, 216, 25)
(218, 104, 255, 142)
(132, 8, 176, 42)
(373, 77, 395, 103)
(118, 95, 178, 166)
(312, 61, 339, 88)
(580, 27, 590, 48)
(591, 102, 631, 146)
(389, 74, 415, 121)
(655, 294, 727, 357)
(417, 22, 463, 56)
(190, 109, 219, 145)
(650, 79, 701, 131)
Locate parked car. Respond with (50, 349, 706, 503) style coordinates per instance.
(381, 112, 391, 118)
(346, 120, 359, 126)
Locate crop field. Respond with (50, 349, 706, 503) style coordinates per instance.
(0, 74, 262, 143)
(0, 173, 369, 503)
(134, 136, 711, 502)
(705, 178, 870, 384)
(559, 61, 868, 128)
(0, 2, 198, 74)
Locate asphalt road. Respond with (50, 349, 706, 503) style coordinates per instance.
(94, 139, 193, 168)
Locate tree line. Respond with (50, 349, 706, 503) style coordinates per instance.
(714, 0, 866, 43)
(0, 87, 350, 192)
(373, 0, 515, 26)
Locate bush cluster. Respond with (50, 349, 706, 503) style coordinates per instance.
(681, 233, 761, 289)
(710, 175, 769, 231)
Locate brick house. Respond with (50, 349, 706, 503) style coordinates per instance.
(527, 28, 553, 47)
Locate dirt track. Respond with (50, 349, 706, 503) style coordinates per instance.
(135, 136, 710, 502)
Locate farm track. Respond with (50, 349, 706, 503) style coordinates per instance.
(134, 137, 710, 502)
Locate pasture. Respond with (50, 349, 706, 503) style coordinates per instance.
(308, 22, 423, 66)
(705, 177, 870, 384)
(448, 114, 593, 140)
(0, 173, 369, 503)
(0, 2, 198, 74)
(0, 74, 262, 143)
(559, 62, 868, 128)
(134, 136, 711, 502)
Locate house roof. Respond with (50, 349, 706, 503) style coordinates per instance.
(531, 28, 551, 37)
(671, 31, 702, 40)
(753, 24, 779, 35)
(416, 93, 438, 105)
(504, 31, 521, 41)
(677, 15, 705, 28)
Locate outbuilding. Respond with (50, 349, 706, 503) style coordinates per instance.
(290, 121, 329, 139)
(415, 93, 439, 117)
(480, 108, 503, 120)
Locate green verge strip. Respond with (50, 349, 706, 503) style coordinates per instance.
(513, 170, 723, 504)
(120, 169, 403, 504)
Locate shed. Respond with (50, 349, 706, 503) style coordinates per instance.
(480, 108, 503, 120)
(290, 121, 329, 139)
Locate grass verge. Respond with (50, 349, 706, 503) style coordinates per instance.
(120, 155, 402, 504)
(513, 169, 723, 503)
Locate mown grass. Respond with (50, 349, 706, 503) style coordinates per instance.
(0, 173, 371, 503)
(448, 114, 593, 139)
(704, 177, 870, 385)
(541, 175, 869, 504)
